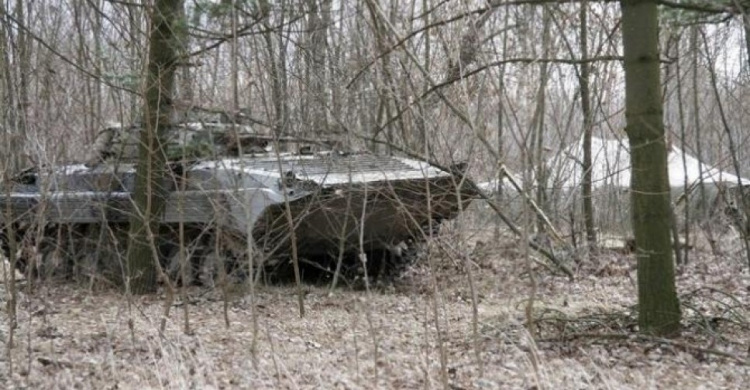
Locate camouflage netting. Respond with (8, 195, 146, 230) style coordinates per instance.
(85, 122, 268, 165)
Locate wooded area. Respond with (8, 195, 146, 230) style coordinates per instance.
(1, 0, 749, 388)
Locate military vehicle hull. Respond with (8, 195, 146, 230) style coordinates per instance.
(0, 150, 476, 283)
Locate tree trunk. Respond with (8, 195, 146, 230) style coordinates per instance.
(3, 0, 30, 170)
(620, 0, 680, 336)
(0, 0, 21, 173)
(305, 0, 330, 137)
(260, 0, 286, 136)
(178, 1, 196, 107)
(127, 3, 145, 122)
(739, 1, 750, 68)
(530, 7, 551, 234)
(15, 0, 29, 149)
(580, 1, 596, 247)
(126, 0, 182, 294)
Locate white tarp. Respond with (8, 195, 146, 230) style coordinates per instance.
(476, 177, 513, 195)
(550, 136, 750, 190)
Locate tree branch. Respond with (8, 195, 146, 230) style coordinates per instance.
(0, 8, 139, 95)
(424, 56, 624, 97)
(657, 0, 736, 14)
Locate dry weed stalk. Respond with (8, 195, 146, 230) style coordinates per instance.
(264, 322, 288, 389)
(178, 192, 190, 334)
(451, 170, 484, 377)
(2, 169, 19, 368)
(329, 186, 354, 292)
(273, 138, 305, 317)
(357, 183, 381, 383)
(423, 172, 450, 389)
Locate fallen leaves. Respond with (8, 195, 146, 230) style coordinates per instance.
(0, 234, 748, 389)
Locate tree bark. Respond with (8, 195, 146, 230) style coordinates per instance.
(620, 0, 681, 336)
(260, 0, 287, 136)
(178, 1, 196, 107)
(580, 1, 596, 247)
(305, 0, 330, 137)
(738, 1, 750, 69)
(126, 0, 182, 294)
(0, 0, 20, 173)
(534, 8, 551, 234)
(15, 0, 29, 150)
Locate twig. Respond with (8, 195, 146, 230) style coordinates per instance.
(352, 133, 574, 280)
(37, 357, 76, 369)
(500, 165, 564, 244)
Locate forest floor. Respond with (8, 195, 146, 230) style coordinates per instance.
(0, 224, 748, 389)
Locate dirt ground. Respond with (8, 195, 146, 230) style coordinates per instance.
(0, 227, 748, 389)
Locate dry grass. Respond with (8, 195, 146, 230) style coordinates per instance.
(1, 226, 749, 389)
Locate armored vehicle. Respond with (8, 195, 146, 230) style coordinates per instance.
(0, 119, 478, 283)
